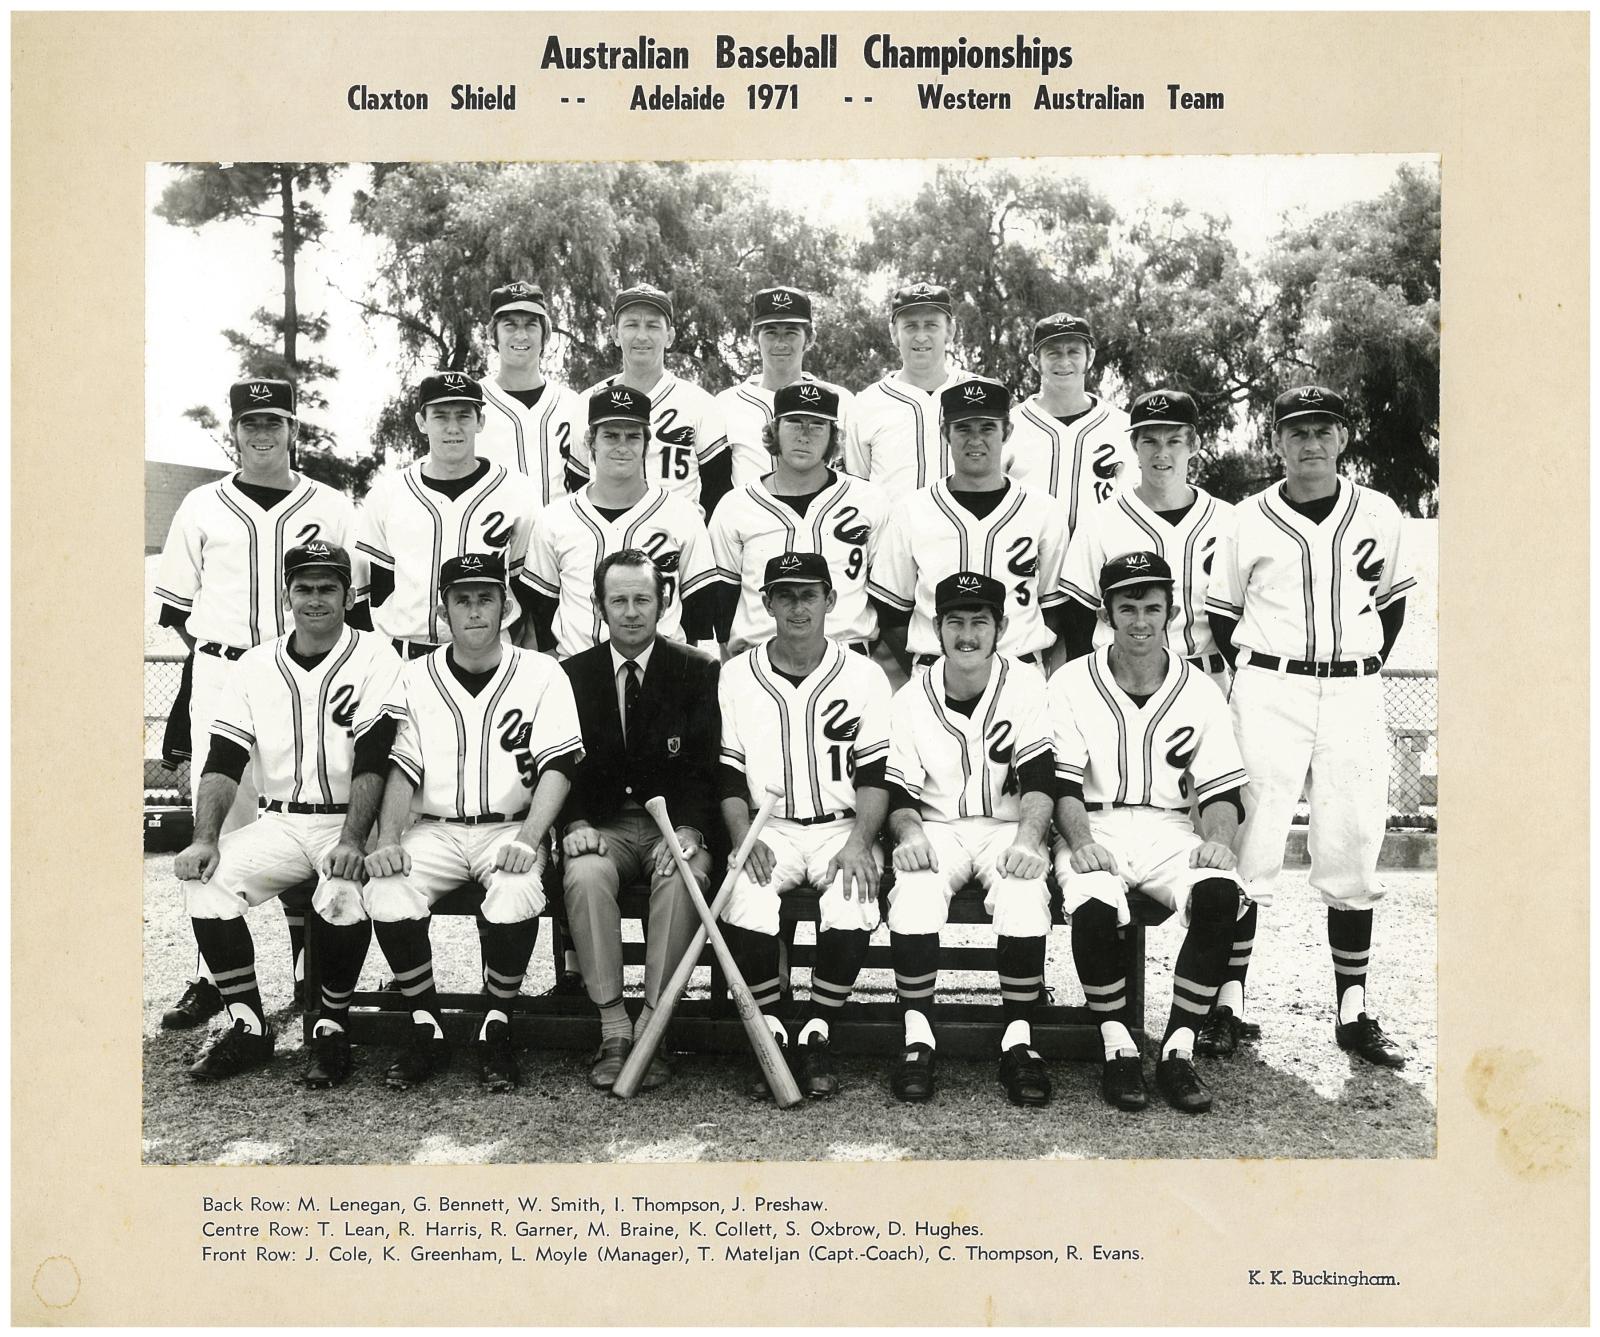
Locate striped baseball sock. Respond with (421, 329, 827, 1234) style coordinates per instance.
(1328, 907, 1374, 1024)
(1163, 892, 1232, 1058)
(891, 932, 940, 1040)
(480, 920, 539, 1030)
(191, 917, 264, 1034)
(804, 929, 871, 1038)
(373, 919, 441, 1036)
(997, 935, 1046, 1045)
(281, 902, 307, 987)
(721, 924, 784, 1020)
(1215, 901, 1257, 1016)
(1070, 902, 1133, 1058)
(312, 915, 371, 1031)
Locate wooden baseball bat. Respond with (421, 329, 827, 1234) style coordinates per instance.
(641, 795, 804, 1109)
(612, 787, 784, 1099)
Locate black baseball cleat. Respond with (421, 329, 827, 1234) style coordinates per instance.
(291, 980, 306, 1013)
(1335, 1013, 1406, 1069)
(302, 1027, 353, 1089)
(385, 1023, 451, 1090)
(797, 1033, 840, 1099)
(890, 1043, 937, 1103)
(1100, 1053, 1149, 1111)
(551, 971, 586, 997)
(1155, 1054, 1213, 1114)
(477, 1020, 520, 1093)
(998, 1044, 1053, 1107)
(1194, 1005, 1243, 1057)
(163, 978, 224, 1030)
(189, 1020, 274, 1080)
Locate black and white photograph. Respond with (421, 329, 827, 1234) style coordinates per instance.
(142, 153, 1440, 1166)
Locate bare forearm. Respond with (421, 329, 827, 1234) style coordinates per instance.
(340, 772, 385, 849)
(374, 767, 416, 844)
(1054, 796, 1095, 850)
(887, 806, 924, 845)
(191, 773, 239, 845)
(1198, 799, 1240, 849)
(515, 769, 572, 848)
(849, 785, 889, 847)
(1017, 791, 1053, 853)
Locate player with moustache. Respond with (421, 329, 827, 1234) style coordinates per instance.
(558, 550, 722, 1093)
(883, 573, 1057, 1107)
(362, 552, 584, 1093)
(1050, 552, 1249, 1114)
(715, 286, 855, 488)
(717, 552, 893, 1099)
(1202, 386, 1414, 1067)
(708, 382, 889, 658)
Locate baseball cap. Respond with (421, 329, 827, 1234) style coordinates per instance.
(940, 376, 1011, 424)
(1273, 385, 1347, 427)
(613, 283, 674, 323)
(773, 381, 839, 422)
(1128, 389, 1200, 432)
(489, 281, 549, 322)
(229, 378, 296, 421)
(283, 540, 353, 587)
(761, 551, 832, 593)
(752, 286, 813, 328)
(588, 384, 652, 427)
(1099, 550, 1175, 598)
(439, 551, 506, 592)
(417, 371, 484, 411)
(891, 281, 954, 320)
(934, 571, 1006, 617)
(1031, 313, 1095, 351)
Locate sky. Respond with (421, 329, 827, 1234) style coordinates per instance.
(146, 153, 1434, 469)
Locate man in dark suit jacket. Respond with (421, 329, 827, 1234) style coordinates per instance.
(561, 548, 721, 1091)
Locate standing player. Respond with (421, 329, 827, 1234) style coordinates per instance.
(174, 542, 401, 1086)
(1049, 552, 1248, 1114)
(1005, 313, 1134, 539)
(715, 286, 854, 488)
(578, 283, 731, 518)
(718, 553, 893, 1098)
(869, 378, 1070, 674)
(356, 372, 542, 658)
(844, 281, 967, 502)
(708, 383, 890, 656)
(1060, 389, 1235, 687)
(1202, 385, 1414, 1066)
(475, 280, 588, 505)
(155, 377, 358, 1029)
(883, 573, 1056, 1107)
(526, 386, 719, 659)
(362, 553, 584, 1092)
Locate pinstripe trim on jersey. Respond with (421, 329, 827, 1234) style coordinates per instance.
(735, 384, 773, 427)
(402, 471, 448, 644)
(152, 585, 194, 609)
(748, 486, 799, 544)
(885, 764, 921, 797)
(1260, 494, 1316, 661)
(424, 655, 470, 818)
(1066, 400, 1112, 533)
(801, 649, 846, 818)
(457, 465, 512, 575)
(1063, 579, 1100, 609)
(923, 667, 974, 819)
(929, 485, 971, 570)
(1018, 402, 1067, 497)
(1054, 755, 1087, 783)
(392, 753, 424, 788)
(980, 488, 1027, 576)
(750, 651, 796, 818)
(1086, 655, 1129, 806)
(216, 486, 262, 645)
(1203, 591, 1243, 617)
(865, 574, 914, 611)
(354, 540, 394, 569)
(1327, 481, 1358, 660)
(212, 719, 254, 749)
(1377, 574, 1416, 608)
(1116, 494, 1164, 553)
(720, 742, 747, 771)
(1194, 768, 1247, 801)
(806, 477, 851, 549)
(535, 734, 583, 769)
(479, 654, 519, 808)
(1177, 494, 1217, 656)
(482, 382, 530, 475)
(880, 380, 938, 488)
(1139, 659, 1189, 808)
(976, 657, 1011, 818)
(270, 488, 316, 638)
(568, 500, 611, 645)
(311, 630, 359, 804)
(272, 645, 306, 803)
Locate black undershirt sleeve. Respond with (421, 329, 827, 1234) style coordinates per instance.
(1057, 777, 1085, 804)
(853, 758, 888, 791)
(1208, 612, 1239, 669)
(564, 464, 588, 495)
(352, 716, 399, 779)
(527, 591, 560, 652)
(1017, 753, 1056, 798)
(367, 567, 396, 610)
(886, 782, 920, 815)
(698, 452, 734, 519)
(711, 580, 740, 643)
(344, 601, 373, 632)
(681, 584, 719, 642)
(201, 735, 251, 784)
(871, 597, 912, 631)
(158, 602, 189, 631)
(1199, 786, 1245, 826)
(1061, 601, 1099, 660)
(719, 763, 751, 803)
(1379, 598, 1407, 663)
(540, 750, 582, 783)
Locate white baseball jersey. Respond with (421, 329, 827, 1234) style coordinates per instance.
(716, 374, 856, 488)
(526, 484, 718, 659)
(886, 655, 1052, 824)
(577, 371, 728, 512)
(1005, 394, 1134, 538)
(389, 646, 584, 819)
(355, 461, 539, 644)
(843, 367, 967, 502)
(868, 479, 1070, 658)
(155, 474, 358, 649)
(210, 626, 404, 806)
(476, 376, 587, 506)
(1062, 486, 1237, 659)
(719, 640, 893, 821)
(1204, 478, 1414, 661)
(1048, 648, 1246, 810)
(708, 472, 890, 653)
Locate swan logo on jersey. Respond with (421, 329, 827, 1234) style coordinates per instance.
(1353, 537, 1385, 583)
(1165, 724, 1197, 798)
(479, 512, 515, 549)
(831, 506, 871, 547)
(497, 708, 533, 752)
(658, 423, 696, 448)
(987, 720, 1018, 795)
(248, 383, 273, 402)
(1092, 443, 1122, 480)
(295, 523, 323, 544)
(1201, 535, 1216, 575)
(820, 698, 860, 742)
(330, 684, 358, 730)
(1006, 536, 1039, 579)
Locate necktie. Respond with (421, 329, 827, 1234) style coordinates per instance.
(623, 660, 640, 745)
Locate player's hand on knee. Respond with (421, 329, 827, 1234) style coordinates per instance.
(892, 832, 938, 873)
(562, 824, 606, 860)
(827, 840, 878, 901)
(364, 843, 410, 879)
(496, 839, 541, 875)
(322, 841, 367, 882)
(1189, 840, 1237, 872)
(999, 843, 1048, 880)
(1069, 843, 1118, 876)
(174, 841, 219, 883)
(739, 838, 776, 885)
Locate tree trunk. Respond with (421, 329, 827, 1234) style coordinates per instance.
(278, 167, 298, 373)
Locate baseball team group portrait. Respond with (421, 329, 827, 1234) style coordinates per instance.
(142, 154, 1439, 1166)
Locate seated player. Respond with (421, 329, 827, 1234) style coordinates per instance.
(1047, 552, 1248, 1115)
(883, 572, 1056, 1106)
(717, 552, 893, 1099)
(362, 553, 584, 1093)
(174, 542, 401, 1085)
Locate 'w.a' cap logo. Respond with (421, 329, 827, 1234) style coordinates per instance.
(771, 290, 793, 307)
(963, 383, 987, 401)
(797, 384, 820, 401)
(610, 389, 631, 407)
(1146, 393, 1169, 412)
(780, 553, 803, 568)
(958, 573, 981, 590)
(912, 283, 935, 299)
(304, 541, 330, 557)
(509, 282, 533, 296)
(1298, 387, 1324, 405)
(443, 372, 467, 389)
(248, 383, 272, 401)
(460, 553, 484, 570)
(1124, 552, 1150, 569)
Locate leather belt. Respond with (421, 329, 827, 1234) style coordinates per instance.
(197, 641, 247, 661)
(1187, 653, 1228, 674)
(420, 810, 530, 827)
(261, 799, 348, 815)
(393, 638, 442, 661)
(1085, 801, 1189, 813)
(790, 808, 855, 827)
(1243, 651, 1381, 678)
(915, 651, 1039, 668)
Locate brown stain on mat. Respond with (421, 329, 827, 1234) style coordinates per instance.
(1466, 1048, 1585, 1180)
(32, 1255, 80, 1309)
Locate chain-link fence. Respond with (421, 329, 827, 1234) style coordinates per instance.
(145, 653, 190, 804)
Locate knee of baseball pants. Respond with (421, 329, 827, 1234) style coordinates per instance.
(722, 869, 784, 937)
(985, 875, 1051, 938)
(362, 873, 431, 923)
(312, 875, 368, 927)
(886, 868, 953, 935)
(1185, 875, 1242, 939)
(818, 874, 882, 934)
(481, 867, 548, 924)
(183, 875, 249, 921)
(1057, 864, 1132, 928)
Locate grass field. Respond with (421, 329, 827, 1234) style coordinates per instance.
(143, 854, 1436, 1164)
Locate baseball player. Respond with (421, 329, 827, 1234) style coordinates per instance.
(155, 377, 359, 1029)
(577, 283, 732, 518)
(708, 382, 890, 656)
(844, 281, 968, 502)
(475, 280, 589, 505)
(1201, 385, 1413, 1067)
(714, 286, 855, 488)
(883, 572, 1056, 1107)
(1005, 313, 1134, 538)
(174, 542, 402, 1086)
(718, 553, 893, 1098)
(356, 372, 542, 658)
(1060, 389, 1235, 688)
(362, 552, 584, 1092)
(868, 378, 1070, 674)
(1049, 552, 1249, 1114)
(526, 385, 719, 659)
